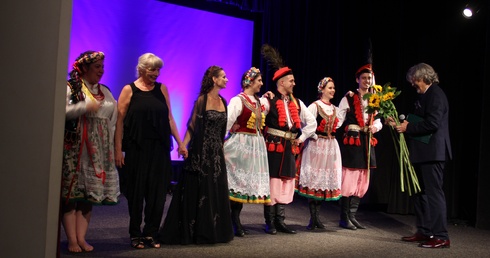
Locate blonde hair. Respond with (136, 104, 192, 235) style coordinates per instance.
(136, 53, 163, 77)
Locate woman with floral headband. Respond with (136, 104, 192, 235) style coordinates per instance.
(296, 77, 344, 231)
(61, 50, 120, 253)
(223, 67, 271, 237)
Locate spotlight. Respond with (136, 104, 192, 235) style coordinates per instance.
(463, 7, 473, 18)
(462, 4, 480, 19)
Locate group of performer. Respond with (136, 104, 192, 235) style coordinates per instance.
(61, 45, 451, 252)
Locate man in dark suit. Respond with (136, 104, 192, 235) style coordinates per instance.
(390, 63, 452, 248)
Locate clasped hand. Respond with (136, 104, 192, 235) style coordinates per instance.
(178, 145, 188, 159)
(385, 117, 408, 133)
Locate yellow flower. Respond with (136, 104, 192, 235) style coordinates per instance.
(368, 94, 381, 108)
(363, 82, 421, 195)
(382, 91, 395, 101)
(372, 84, 383, 92)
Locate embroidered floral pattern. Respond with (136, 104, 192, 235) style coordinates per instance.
(239, 93, 265, 130)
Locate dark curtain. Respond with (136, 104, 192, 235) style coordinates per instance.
(256, 0, 489, 227)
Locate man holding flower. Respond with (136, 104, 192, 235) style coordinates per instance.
(337, 64, 383, 230)
(389, 63, 452, 248)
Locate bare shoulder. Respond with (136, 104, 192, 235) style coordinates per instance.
(118, 84, 133, 101)
(159, 82, 169, 92)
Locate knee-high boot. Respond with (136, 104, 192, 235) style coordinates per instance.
(307, 200, 326, 230)
(349, 196, 366, 229)
(314, 200, 326, 230)
(306, 199, 317, 230)
(264, 205, 277, 235)
(231, 201, 245, 237)
(274, 204, 296, 234)
(339, 196, 356, 230)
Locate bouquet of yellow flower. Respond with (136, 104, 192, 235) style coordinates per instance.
(363, 83, 421, 195)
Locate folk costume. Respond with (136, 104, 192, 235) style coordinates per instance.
(296, 77, 345, 230)
(224, 84, 271, 236)
(261, 44, 317, 234)
(337, 64, 383, 230)
(62, 51, 120, 206)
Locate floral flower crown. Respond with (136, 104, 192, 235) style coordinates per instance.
(317, 77, 333, 92)
(242, 67, 260, 86)
(72, 51, 105, 72)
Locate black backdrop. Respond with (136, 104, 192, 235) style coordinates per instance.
(161, 0, 490, 229)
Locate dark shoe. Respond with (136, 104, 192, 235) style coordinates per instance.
(234, 228, 245, 237)
(308, 218, 326, 230)
(130, 237, 145, 249)
(339, 219, 357, 230)
(306, 200, 326, 231)
(306, 219, 317, 230)
(144, 237, 161, 248)
(275, 221, 297, 234)
(315, 220, 326, 230)
(274, 204, 296, 234)
(348, 196, 366, 229)
(401, 233, 431, 242)
(339, 197, 355, 230)
(419, 238, 450, 248)
(265, 223, 277, 235)
(349, 216, 366, 229)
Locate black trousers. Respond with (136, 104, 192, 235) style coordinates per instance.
(124, 140, 171, 238)
(412, 161, 449, 240)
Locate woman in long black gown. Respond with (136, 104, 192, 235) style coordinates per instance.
(159, 65, 234, 244)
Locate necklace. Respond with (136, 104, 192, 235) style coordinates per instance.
(320, 99, 331, 105)
(91, 84, 105, 101)
(81, 80, 105, 102)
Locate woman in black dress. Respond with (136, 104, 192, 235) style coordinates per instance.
(114, 53, 185, 249)
(159, 65, 234, 244)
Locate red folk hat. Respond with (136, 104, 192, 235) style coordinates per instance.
(272, 66, 292, 81)
(355, 64, 373, 78)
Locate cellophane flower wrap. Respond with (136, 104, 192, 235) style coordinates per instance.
(363, 83, 421, 195)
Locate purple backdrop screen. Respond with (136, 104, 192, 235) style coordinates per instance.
(69, 0, 254, 160)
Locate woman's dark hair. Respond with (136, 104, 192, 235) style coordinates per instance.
(199, 65, 223, 95)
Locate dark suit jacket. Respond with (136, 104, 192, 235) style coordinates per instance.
(405, 83, 452, 163)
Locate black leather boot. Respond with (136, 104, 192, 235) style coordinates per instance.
(349, 196, 366, 229)
(231, 201, 245, 237)
(264, 205, 277, 235)
(306, 200, 316, 230)
(339, 196, 357, 230)
(274, 204, 296, 234)
(314, 200, 326, 230)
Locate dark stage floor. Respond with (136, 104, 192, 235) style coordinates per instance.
(59, 194, 490, 258)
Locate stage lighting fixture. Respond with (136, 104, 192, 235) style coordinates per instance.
(462, 3, 480, 19)
(463, 6, 473, 18)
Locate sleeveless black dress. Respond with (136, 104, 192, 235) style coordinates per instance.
(123, 82, 172, 239)
(160, 97, 234, 244)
